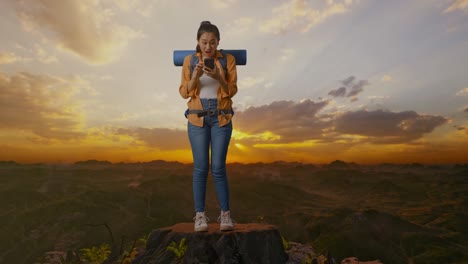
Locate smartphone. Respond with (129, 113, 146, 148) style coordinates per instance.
(204, 58, 215, 70)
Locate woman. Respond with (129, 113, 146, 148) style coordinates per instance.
(179, 21, 238, 232)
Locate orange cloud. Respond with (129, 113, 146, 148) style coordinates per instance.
(444, 0, 468, 13)
(0, 51, 19, 64)
(0, 71, 86, 140)
(234, 99, 330, 143)
(115, 127, 189, 150)
(14, 0, 143, 64)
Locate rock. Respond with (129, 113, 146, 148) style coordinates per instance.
(132, 223, 288, 264)
(285, 242, 315, 264)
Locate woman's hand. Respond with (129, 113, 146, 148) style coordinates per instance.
(192, 62, 204, 80)
(203, 64, 222, 81)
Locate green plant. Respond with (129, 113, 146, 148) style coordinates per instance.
(138, 232, 151, 247)
(282, 236, 290, 251)
(253, 215, 266, 223)
(119, 248, 139, 264)
(317, 254, 327, 264)
(79, 244, 111, 264)
(166, 238, 188, 260)
(301, 253, 313, 264)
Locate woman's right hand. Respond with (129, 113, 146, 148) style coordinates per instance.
(192, 62, 204, 80)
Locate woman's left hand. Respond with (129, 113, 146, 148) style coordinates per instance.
(203, 64, 222, 81)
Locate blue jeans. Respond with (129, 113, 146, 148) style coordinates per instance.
(188, 98, 232, 213)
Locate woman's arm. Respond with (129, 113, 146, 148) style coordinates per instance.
(179, 55, 203, 99)
(219, 54, 238, 99)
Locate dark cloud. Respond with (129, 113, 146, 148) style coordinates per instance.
(116, 127, 188, 150)
(234, 99, 331, 143)
(334, 110, 448, 143)
(0, 72, 86, 140)
(233, 100, 449, 145)
(328, 87, 346, 97)
(342, 76, 356, 86)
(453, 125, 467, 133)
(328, 76, 369, 99)
(347, 80, 369, 97)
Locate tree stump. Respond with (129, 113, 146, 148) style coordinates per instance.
(132, 223, 288, 264)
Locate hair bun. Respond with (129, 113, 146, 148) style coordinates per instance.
(201, 21, 211, 25)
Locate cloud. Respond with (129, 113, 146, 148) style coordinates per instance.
(35, 46, 58, 64)
(347, 79, 369, 97)
(382, 74, 393, 82)
(328, 76, 369, 98)
(279, 49, 296, 62)
(115, 127, 188, 150)
(259, 0, 353, 34)
(209, 0, 238, 9)
(342, 75, 355, 86)
(14, 0, 144, 64)
(234, 99, 331, 143)
(0, 71, 87, 140)
(368, 96, 389, 100)
(225, 17, 255, 37)
(444, 0, 468, 13)
(333, 110, 448, 143)
(456, 87, 468, 96)
(0, 51, 19, 64)
(113, 0, 155, 17)
(239, 76, 266, 89)
(328, 87, 346, 97)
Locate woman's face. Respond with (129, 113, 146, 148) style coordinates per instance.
(198, 32, 219, 58)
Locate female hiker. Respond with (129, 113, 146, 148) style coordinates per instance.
(179, 21, 238, 232)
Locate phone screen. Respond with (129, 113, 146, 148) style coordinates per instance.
(204, 58, 215, 69)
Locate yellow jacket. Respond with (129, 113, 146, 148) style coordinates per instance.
(179, 50, 238, 127)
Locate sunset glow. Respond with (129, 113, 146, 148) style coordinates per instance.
(0, 0, 467, 164)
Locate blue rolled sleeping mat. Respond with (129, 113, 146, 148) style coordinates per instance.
(173, 49, 247, 66)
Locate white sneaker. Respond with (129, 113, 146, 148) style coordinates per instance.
(193, 211, 209, 232)
(217, 210, 236, 231)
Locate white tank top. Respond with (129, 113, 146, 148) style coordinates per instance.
(199, 74, 218, 99)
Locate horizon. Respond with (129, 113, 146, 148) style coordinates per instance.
(1, 158, 466, 166)
(1, 0, 467, 164)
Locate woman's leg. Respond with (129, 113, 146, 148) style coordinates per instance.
(210, 120, 233, 211)
(188, 121, 210, 213)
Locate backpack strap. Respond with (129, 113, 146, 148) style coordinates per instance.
(218, 49, 228, 79)
(189, 52, 199, 78)
(190, 50, 228, 78)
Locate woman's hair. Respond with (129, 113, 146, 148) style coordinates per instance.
(196, 21, 220, 53)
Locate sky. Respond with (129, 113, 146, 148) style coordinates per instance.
(0, 0, 467, 164)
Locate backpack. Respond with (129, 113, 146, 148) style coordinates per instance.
(184, 50, 234, 119)
(189, 49, 228, 78)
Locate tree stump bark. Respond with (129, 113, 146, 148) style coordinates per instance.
(132, 223, 288, 264)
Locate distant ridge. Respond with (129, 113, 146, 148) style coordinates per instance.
(0, 160, 18, 166)
(74, 160, 112, 165)
(1, 159, 467, 167)
(327, 160, 359, 168)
